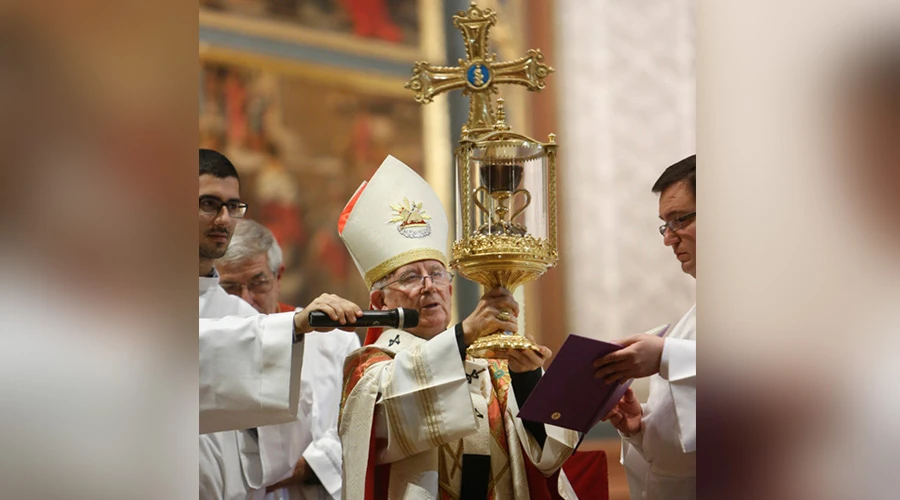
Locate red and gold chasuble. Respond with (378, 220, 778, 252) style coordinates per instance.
(339, 327, 580, 500)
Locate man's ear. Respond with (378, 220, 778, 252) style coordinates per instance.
(370, 290, 387, 310)
(276, 265, 285, 281)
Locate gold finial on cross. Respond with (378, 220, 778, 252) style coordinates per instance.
(405, 1, 553, 138)
(494, 97, 510, 131)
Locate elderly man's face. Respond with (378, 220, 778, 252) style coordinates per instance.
(371, 259, 453, 339)
(659, 181, 697, 278)
(217, 253, 282, 314)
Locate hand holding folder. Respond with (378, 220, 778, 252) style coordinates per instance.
(517, 325, 669, 433)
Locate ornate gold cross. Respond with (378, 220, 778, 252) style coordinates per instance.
(405, 1, 553, 138)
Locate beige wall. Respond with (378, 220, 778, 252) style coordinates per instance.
(555, 0, 697, 397)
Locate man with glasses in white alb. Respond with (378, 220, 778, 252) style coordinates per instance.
(198, 149, 363, 500)
(217, 218, 359, 499)
(594, 155, 697, 500)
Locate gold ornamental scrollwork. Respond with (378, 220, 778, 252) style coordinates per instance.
(405, 1, 553, 137)
(407, 1, 559, 358)
(452, 234, 557, 262)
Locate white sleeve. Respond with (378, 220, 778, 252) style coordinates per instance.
(616, 424, 646, 455)
(659, 338, 696, 453)
(301, 331, 361, 499)
(199, 312, 303, 434)
(621, 436, 652, 495)
(374, 327, 477, 464)
(303, 428, 343, 499)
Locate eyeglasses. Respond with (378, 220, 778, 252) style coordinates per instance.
(220, 277, 274, 296)
(658, 212, 696, 236)
(377, 270, 454, 291)
(200, 195, 248, 218)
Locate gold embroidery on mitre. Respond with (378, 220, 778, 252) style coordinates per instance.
(389, 197, 433, 239)
(365, 248, 448, 289)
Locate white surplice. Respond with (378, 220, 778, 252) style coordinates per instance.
(199, 275, 303, 434)
(262, 328, 361, 500)
(340, 327, 580, 499)
(621, 304, 697, 500)
(199, 273, 303, 500)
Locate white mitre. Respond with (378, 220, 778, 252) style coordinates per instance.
(338, 155, 449, 289)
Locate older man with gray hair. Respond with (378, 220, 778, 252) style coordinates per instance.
(214, 218, 360, 500)
(217, 218, 293, 315)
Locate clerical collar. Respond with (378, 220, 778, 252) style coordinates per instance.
(199, 268, 220, 293)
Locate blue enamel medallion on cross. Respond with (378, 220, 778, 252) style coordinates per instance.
(466, 63, 492, 89)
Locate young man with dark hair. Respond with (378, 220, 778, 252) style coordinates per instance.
(651, 154, 696, 197)
(198, 149, 363, 499)
(594, 154, 697, 500)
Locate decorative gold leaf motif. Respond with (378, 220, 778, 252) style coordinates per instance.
(388, 197, 432, 225)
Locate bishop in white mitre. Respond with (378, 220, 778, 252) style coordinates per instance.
(336, 156, 580, 500)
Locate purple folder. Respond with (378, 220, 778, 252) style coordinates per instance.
(517, 325, 669, 433)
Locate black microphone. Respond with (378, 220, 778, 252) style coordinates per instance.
(307, 307, 419, 329)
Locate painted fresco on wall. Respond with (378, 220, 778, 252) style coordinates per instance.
(200, 0, 421, 47)
(200, 56, 425, 308)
